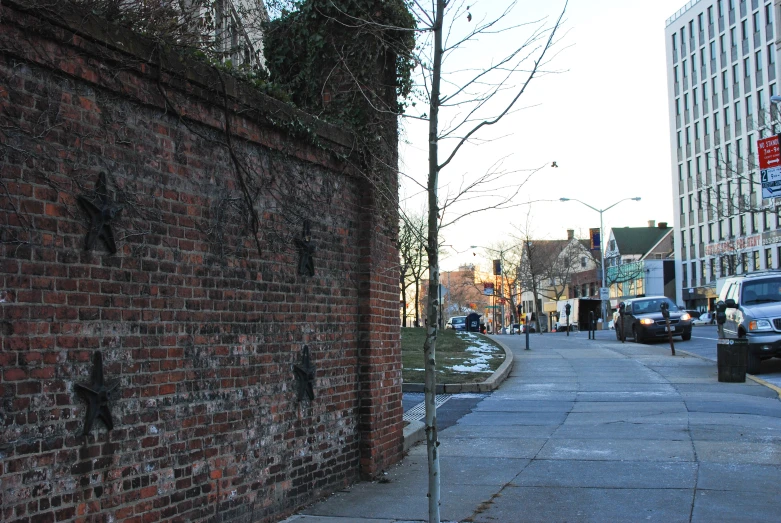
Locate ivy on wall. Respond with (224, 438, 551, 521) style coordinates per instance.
(264, 0, 415, 129)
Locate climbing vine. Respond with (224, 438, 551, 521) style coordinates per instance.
(264, 0, 415, 126)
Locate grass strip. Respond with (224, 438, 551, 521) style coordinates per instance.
(401, 327, 506, 384)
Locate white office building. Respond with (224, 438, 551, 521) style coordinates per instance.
(665, 0, 781, 311)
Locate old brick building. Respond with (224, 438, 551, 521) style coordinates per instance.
(0, 2, 403, 521)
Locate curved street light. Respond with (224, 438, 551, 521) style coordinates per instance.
(559, 197, 642, 325)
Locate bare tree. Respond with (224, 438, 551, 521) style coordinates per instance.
(399, 210, 428, 326)
(263, 1, 568, 520)
(540, 239, 589, 302)
(411, 2, 568, 520)
(471, 242, 523, 328)
(440, 264, 488, 315)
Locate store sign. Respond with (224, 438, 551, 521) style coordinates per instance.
(705, 230, 781, 255)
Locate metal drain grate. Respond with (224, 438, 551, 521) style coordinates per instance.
(403, 394, 452, 421)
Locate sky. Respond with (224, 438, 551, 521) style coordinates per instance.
(398, 0, 690, 271)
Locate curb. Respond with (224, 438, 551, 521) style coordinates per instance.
(403, 420, 425, 452)
(746, 375, 781, 399)
(401, 337, 514, 450)
(676, 348, 781, 400)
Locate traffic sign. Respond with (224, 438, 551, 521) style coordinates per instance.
(757, 135, 781, 198)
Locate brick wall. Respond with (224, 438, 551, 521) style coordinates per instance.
(0, 2, 402, 522)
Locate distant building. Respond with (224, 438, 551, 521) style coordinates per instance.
(664, 0, 781, 311)
(183, 0, 269, 69)
(519, 230, 596, 329)
(421, 264, 491, 328)
(605, 221, 675, 306)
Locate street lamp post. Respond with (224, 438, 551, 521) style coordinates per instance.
(559, 197, 641, 327)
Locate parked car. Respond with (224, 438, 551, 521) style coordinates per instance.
(692, 312, 714, 326)
(519, 323, 537, 333)
(684, 309, 702, 320)
(718, 271, 781, 374)
(614, 296, 693, 343)
(445, 316, 467, 331)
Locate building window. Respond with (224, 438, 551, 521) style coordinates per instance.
(580, 256, 587, 268)
(766, 248, 773, 269)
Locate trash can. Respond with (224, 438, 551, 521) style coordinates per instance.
(717, 338, 748, 383)
(466, 313, 481, 333)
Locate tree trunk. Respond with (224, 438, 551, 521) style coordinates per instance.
(415, 281, 420, 327)
(423, 3, 445, 522)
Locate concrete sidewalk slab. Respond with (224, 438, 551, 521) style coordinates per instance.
(284, 332, 781, 523)
(471, 486, 694, 523)
(512, 459, 697, 489)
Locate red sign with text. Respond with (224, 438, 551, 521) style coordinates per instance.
(758, 135, 781, 198)
(758, 135, 781, 169)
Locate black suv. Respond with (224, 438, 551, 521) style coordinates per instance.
(615, 296, 693, 343)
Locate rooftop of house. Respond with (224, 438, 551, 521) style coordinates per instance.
(611, 222, 671, 256)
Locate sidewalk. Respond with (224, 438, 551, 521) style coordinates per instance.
(283, 332, 781, 522)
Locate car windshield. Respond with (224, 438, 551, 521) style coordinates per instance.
(451, 317, 466, 325)
(741, 278, 781, 305)
(632, 298, 679, 314)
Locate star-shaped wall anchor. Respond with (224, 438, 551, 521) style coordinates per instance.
(294, 345, 316, 402)
(77, 172, 123, 254)
(75, 351, 119, 437)
(295, 220, 316, 277)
